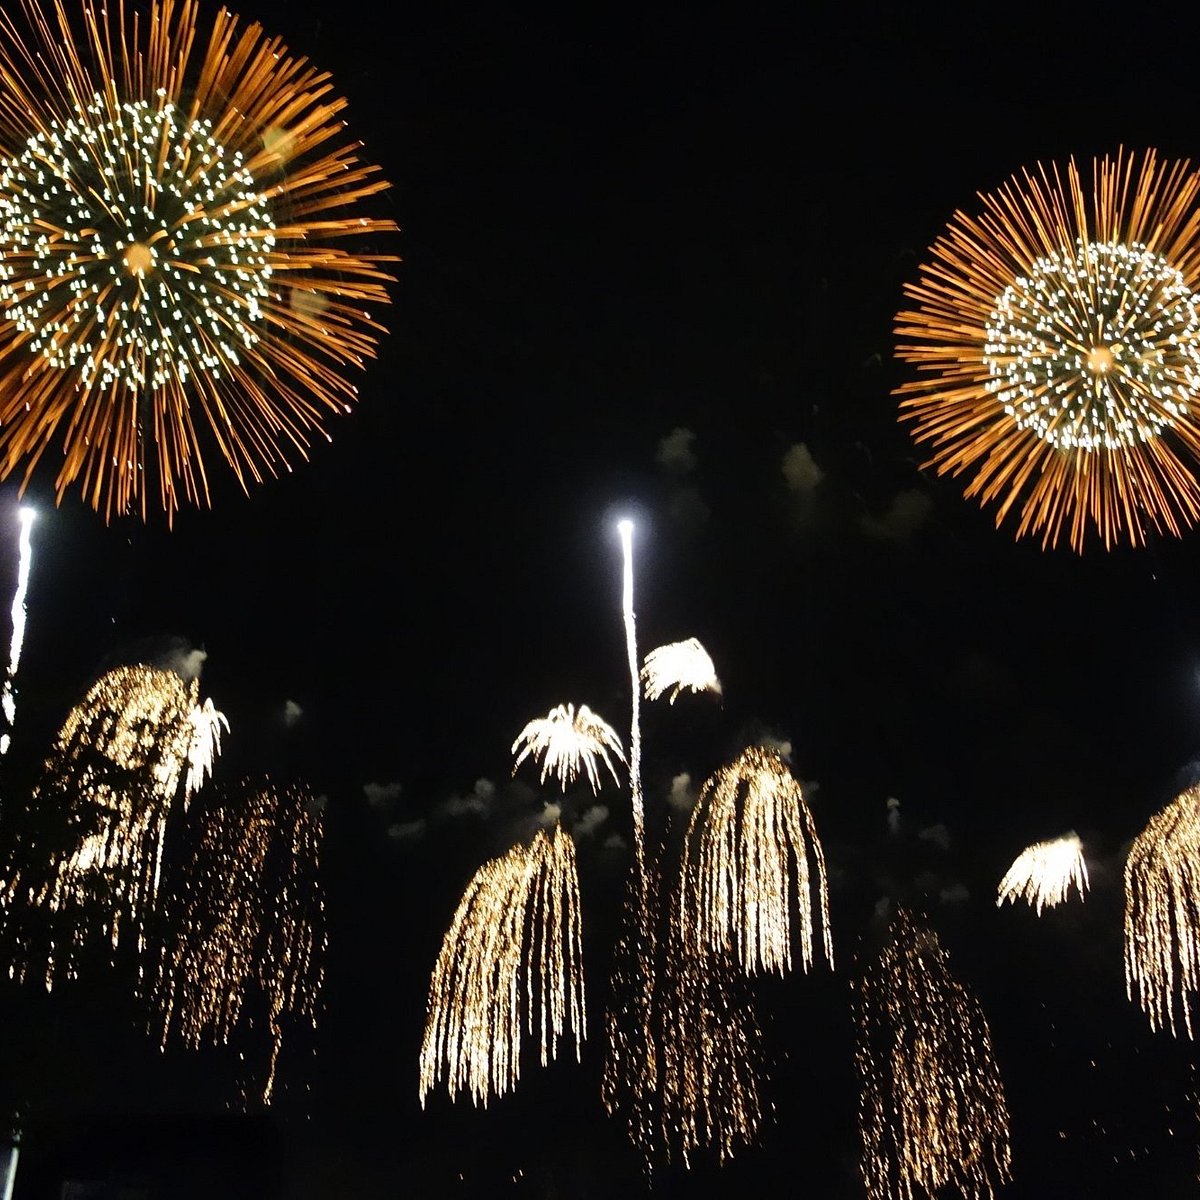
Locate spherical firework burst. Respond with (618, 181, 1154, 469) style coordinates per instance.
(1125, 785, 1200, 1038)
(511, 702, 626, 793)
(0, 0, 396, 520)
(856, 909, 1012, 1200)
(896, 149, 1200, 550)
(420, 825, 586, 1107)
(996, 832, 1088, 915)
(681, 746, 832, 977)
(640, 637, 722, 704)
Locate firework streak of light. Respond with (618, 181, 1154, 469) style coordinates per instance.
(1125, 784, 1200, 1038)
(640, 637, 722, 704)
(151, 778, 325, 1104)
(419, 825, 585, 1107)
(0, 505, 33, 757)
(855, 909, 1012, 1200)
(511, 702, 625, 793)
(681, 746, 832, 977)
(996, 832, 1088, 915)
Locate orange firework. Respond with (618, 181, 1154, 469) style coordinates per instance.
(0, 0, 396, 520)
(896, 149, 1200, 550)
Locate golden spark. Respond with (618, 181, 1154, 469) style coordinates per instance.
(0, 505, 33, 756)
(419, 825, 586, 1107)
(681, 746, 832, 976)
(0, 0, 396, 520)
(856, 909, 1012, 1200)
(1125, 784, 1200, 1038)
(640, 637, 722, 704)
(511, 702, 626, 793)
(896, 149, 1200, 549)
(152, 778, 326, 1104)
(996, 832, 1088, 915)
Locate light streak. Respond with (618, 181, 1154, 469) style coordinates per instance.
(996, 832, 1088, 915)
(640, 637, 721, 704)
(618, 519, 647, 889)
(184, 697, 229, 801)
(511, 702, 625, 792)
(0, 505, 33, 756)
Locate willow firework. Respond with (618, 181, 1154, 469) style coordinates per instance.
(420, 825, 585, 1107)
(0, 0, 396, 519)
(640, 637, 722, 704)
(681, 746, 832, 977)
(152, 778, 325, 1104)
(1125, 785, 1200, 1038)
(896, 149, 1200, 550)
(0, 664, 223, 987)
(511, 702, 626, 793)
(856, 909, 1012, 1200)
(997, 832, 1089, 915)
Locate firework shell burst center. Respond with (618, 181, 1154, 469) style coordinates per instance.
(896, 150, 1200, 550)
(0, 0, 397, 520)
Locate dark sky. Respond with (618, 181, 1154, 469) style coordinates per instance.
(6, 0, 1200, 1196)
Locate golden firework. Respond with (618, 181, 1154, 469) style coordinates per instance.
(511, 702, 626, 793)
(1125, 784, 1200, 1038)
(856, 909, 1012, 1200)
(640, 637, 722, 704)
(681, 746, 832, 976)
(419, 824, 586, 1107)
(0, 0, 396, 520)
(0, 664, 216, 987)
(152, 778, 325, 1104)
(997, 832, 1088, 915)
(896, 149, 1200, 550)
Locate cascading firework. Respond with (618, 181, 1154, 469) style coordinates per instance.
(511, 702, 626, 793)
(640, 637, 721, 704)
(996, 832, 1088, 915)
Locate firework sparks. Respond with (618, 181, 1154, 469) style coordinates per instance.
(152, 778, 325, 1104)
(896, 149, 1200, 549)
(1125, 785, 1200, 1038)
(0, 664, 210, 987)
(0, 0, 396, 520)
(618, 520, 647, 886)
(856, 909, 1012, 1200)
(996, 832, 1089, 915)
(419, 825, 585, 1107)
(184, 698, 228, 801)
(0, 505, 33, 756)
(511, 703, 626, 793)
(640, 637, 721, 704)
(681, 746, 832, 977)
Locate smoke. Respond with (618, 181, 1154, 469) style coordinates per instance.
(939, 882, 970, 905)
(918, 823, 951, 853)
(364, 780, 402, 809)
(158, 640, 207, 682)
(759, 733, 793, 760)
(886, 796, 901, 837)
(656, 427, 698, 474)
(436, 777, 496, 819)
(539, 802, 563, 827)
(389, 819, 428, 843)
(604, 832, 628, 852)
(782, 443, 824, 493)
(860, 489, 933, 543)
(574, 804, 609, 837)
(667, 771, 698, 812)
(283, 699, 303, 727)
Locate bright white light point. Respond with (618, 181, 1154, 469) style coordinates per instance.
(617, 518, 634, 535)
(996, 832, 1088, 915)
(1, 505, 36, 754)
(641, 638, 722, 704)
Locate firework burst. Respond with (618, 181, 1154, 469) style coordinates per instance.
(420, 824, 586, 1107)
(1125, 785, 1200, 1038)
(183, 697, 228, 801)
(856, 909, 1012, 1200)
(511, 703, 626, 793)
(152, 778, 325, 1104)
(681, 746, 832, 977)
(0, 0, 396, 519)
(640, 637, 721, 704)
(997, 832, 1088, 915)
(896, 149, 1200, 549)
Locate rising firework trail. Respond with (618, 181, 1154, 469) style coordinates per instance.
(618, 519, 647, 892)
(0, 505, 32, 757)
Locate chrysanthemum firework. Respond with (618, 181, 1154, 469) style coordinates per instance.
(511, 702, 626, 793)
(640, 637, 722, 704)
(0, 0, 396, 519)
(997, 832, 1089, 915)
(896, 149, 1200, 550)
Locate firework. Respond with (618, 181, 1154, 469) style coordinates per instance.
(152, 778, 325, 1104)
(996, 832, 1088, 915)
(1125, 785, 1200, 1038)
(420, 825, 585, 1107)
(0, 664, 211, 986)
(184, 698, 228, 801)
(617, 521, 647, 887)
(640, 637, 721, 704)
(896, 149, 1200, 550)
(0, 505, 33, 756)
(511, 703, 626, 793)
(0, 0, 396, 520)
(681, 746, 832, 977)
(856, 909, 1012, 1200)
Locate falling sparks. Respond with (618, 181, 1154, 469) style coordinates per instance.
(640, 637, 722, 704)
(855, 909, 1012, 1200)
(895, 149, 1200, 549)
(681, 746, 832, 977)
(996, 832, 1089, 915)
(511, 703, 626, 793)
(151, 778, 325, 1105)
(0, 664, 212, 987)
(184, 698, 229, 801)
(0, 0, 397, 520)
(0, 505, 33, 756)
(1125, 785, 1200, 1038)
(420, 825, 585, 1107)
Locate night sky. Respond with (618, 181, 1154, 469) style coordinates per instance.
(4, 1, 1200, 1196)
